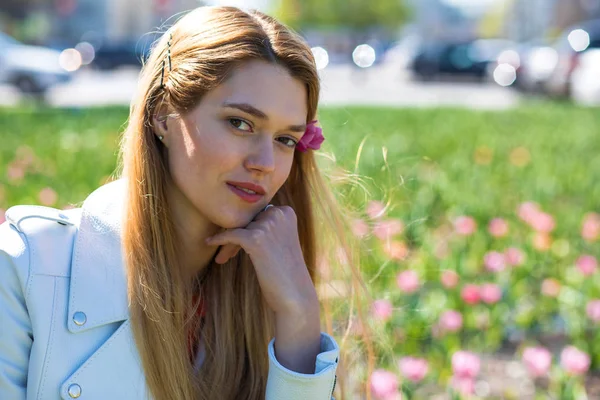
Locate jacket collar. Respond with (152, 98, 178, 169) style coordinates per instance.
(67, 178, 129, 333)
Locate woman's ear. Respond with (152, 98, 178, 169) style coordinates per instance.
(152, 103, 171, 144)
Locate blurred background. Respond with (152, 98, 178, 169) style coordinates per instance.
(1, 1, 600, 399)
(2, 0, 600, 107)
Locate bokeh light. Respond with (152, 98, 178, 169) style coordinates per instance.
(493, 63, 516, 86)
(497, 49, 520, 69)
(58, 48, 82, 72)
(75, 42, 95, 65)
(311, 46, 329, 70)
(527, 47, 558, 80)
(568, 29, 590, 52)
(352, 44, 376, 68)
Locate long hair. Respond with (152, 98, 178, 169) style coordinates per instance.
(117, 6, 374, 400)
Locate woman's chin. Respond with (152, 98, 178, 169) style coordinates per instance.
(213, 211, 256, 230)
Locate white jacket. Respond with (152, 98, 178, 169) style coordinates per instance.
(0, 179, 339, 399)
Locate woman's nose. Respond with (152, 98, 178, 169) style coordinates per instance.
(244, 137, 275, 174)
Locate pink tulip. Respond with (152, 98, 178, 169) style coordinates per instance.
(461, 284, 481, 305)
(522, 346, 552, 378)
(372, 299, 393, 322)
(351, 218, 370, 238)
(518, 202, 556, 233)
(440, 270, 459, 288)
(582, 212, 600, 242)
(369, 369, 399, 400)
(367, 201, 386, 220)
(439, 310, 463, 332)
(480, 283, 502, 304)
(488, 218, 509, 237)
(451, 376, 475, 395)
(484, 251, 506, 272)
(16, 145, 36, 167)
(38, 187, 58, 206)
(453, 216, 477, 236)
(0, 208, 5, 225)
(541, 278, 561, 297)
(576, 255, 598, 276)
(452, 351, 480, 379)
(7, 162, 25, 182)
(560, 346, 591, 376)
(373, 219, 404, 240)
(528, 211, 556, 233)
(383, 241, 408, 260)
(398, 357, 429, 383)
(518, 202, 540, 223)
(396, 270, 420, 294)
(505, 247, 525, 267)
(586, 299, 600, 323)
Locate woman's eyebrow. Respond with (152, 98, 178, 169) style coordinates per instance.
(221, 102, 307, 133)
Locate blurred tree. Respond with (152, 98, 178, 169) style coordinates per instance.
(275, 0, 410, 31)
(478, 0, 509, 39)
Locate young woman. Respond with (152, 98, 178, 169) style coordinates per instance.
(0, 6, 372, 400)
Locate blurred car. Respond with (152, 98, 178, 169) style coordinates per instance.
(571, 49, 600, 105)
(409, 39, 512, 82)
(91, 35, 159, 70)
(544, 19, 600, 97)
(0, 32, 71, 95)
(509, 40, 555, 93)
(92, 42, 145, 70)
(383, 34, 423, 69)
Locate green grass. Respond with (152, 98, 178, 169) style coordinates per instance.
(0, 107, 128, 207)
(319, 103, 599, 230)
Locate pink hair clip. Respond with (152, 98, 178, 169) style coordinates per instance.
(296, 120, 325, 152)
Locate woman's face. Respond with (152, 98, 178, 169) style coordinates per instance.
(160, 59, 308, 229)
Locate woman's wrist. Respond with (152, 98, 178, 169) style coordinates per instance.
(273, 301, 322, 374)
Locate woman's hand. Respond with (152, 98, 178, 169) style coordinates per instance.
(204, 205, 319, 316)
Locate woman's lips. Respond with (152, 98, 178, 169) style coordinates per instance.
(227, 183, 264, 203)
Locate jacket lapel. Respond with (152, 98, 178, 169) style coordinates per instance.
(67, 178, 129, 333)
(61, 179, 149, 399)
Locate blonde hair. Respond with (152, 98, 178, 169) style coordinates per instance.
(117, 6, 374, 400)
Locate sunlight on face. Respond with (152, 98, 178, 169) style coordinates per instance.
(167, 59, 308, 229)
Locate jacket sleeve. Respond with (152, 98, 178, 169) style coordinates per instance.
(0, 221, 32, 398)
(265, 332, 339, 400)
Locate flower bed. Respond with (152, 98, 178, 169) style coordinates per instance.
(1, 104, 598, 398)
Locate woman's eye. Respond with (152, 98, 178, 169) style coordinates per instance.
(277, 137, 298, 148)
(228, 118, 296, 148)
(229, 118, 252, 131)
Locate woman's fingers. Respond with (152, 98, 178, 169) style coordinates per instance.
(214, 244, 241, 264)
(231, 247, 241, 258)
(208, 208, 273, 264)
(206, 228, 254, 257)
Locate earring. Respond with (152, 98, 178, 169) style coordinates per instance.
(158, 135, 164, 141)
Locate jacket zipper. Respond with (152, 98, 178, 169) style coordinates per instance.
(329, 374, 337, 399)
